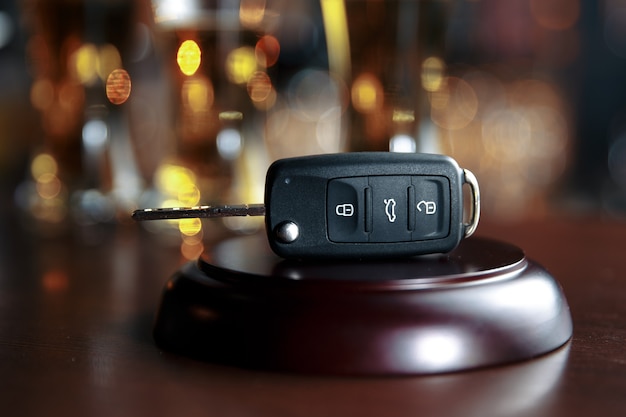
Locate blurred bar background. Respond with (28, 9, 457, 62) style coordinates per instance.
(1, 0, 625, 260)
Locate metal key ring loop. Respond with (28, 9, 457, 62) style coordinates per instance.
(462, 169, 480, 239)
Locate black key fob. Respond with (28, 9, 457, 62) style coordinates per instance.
(265, 152, 479, 259)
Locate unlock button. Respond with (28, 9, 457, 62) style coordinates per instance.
(411, 176, 450, 240)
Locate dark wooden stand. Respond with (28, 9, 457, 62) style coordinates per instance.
(153, 235, 572, 375)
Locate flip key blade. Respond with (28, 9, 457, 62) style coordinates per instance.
(132, 204, 265, 221)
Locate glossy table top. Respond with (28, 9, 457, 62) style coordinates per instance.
(1, 212, 625, 416)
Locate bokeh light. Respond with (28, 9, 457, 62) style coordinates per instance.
(36, 173, 62, 200)
(181, 77, 214, 112)
(97, 44, 122, 81)
(392, 109, 415, 124)
(390, 134, 417, 153)
(177, 183, 200, 207)
(30, 78, 55, 111)
(70, 43, 123, 85)
(24, 152, 68, 223)
(421, 57, 445, 92)
(216, 128, 243, 160)
(288, 69, 347, 121)
(438, 70, 571, 219)
(31, 153, 58, 180)
(106, 69, 132, 105)
(430, 77, 478, 131)
(177, 40, 202, 76)
(351, 73, 383, 114)
(226, 47, 257, 84)
(219, 111, 244, 122)
(82, 119, 108, 149)
(155, 163, 197, 198)
(42, 269, 69, 294)
(239, 0, 266, 28)
(153, 0, 199, 24)
(72, 43, 99, 85)
(179, 217, 202, 236)
(181, 240, 204, 260)
(247, 71, 273, 103)
(255, 35, 280, 68)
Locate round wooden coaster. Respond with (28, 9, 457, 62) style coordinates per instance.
(153, 235, 572, 375)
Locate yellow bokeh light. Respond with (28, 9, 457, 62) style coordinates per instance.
(106, 68, 132, 105)
(98, 44, 122, 81)
(155, 163, 197, 196)
(177, 40, 202, 76)
(72, 43, 99, 85)
(392, 110, 415, 123)
(226, 47, 257, 84)
(422, 56, 445, 92)
(177, 184, 201, 206)
(179, 217, 202, 236)
(70, 43, 124, 84)
(182, 78, 214, 112)
(219, 111, 244, 121)
(351, 73, 383, 114)
(31, 153, 58, 180)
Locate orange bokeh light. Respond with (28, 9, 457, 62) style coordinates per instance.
(106, 69, 132, 105)
(255, 35, 280, 68)
(247, 71, 272, 102)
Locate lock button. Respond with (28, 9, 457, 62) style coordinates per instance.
(327, 177, 368, 243)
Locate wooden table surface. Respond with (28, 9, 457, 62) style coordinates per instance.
(1, 211, 625, 417)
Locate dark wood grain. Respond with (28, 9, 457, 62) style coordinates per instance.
(1, 213, 625, 417)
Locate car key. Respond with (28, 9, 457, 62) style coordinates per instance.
(132, 152, 480, 259)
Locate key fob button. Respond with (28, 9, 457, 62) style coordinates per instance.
(327, 177, 368, 243)
(411, 176, 450, 240)
(368, 176, 412, 243)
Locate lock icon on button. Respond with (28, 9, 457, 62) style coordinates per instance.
(335, 203, 355, 217)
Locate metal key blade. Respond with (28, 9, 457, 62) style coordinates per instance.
(132, 204, 266, 221)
